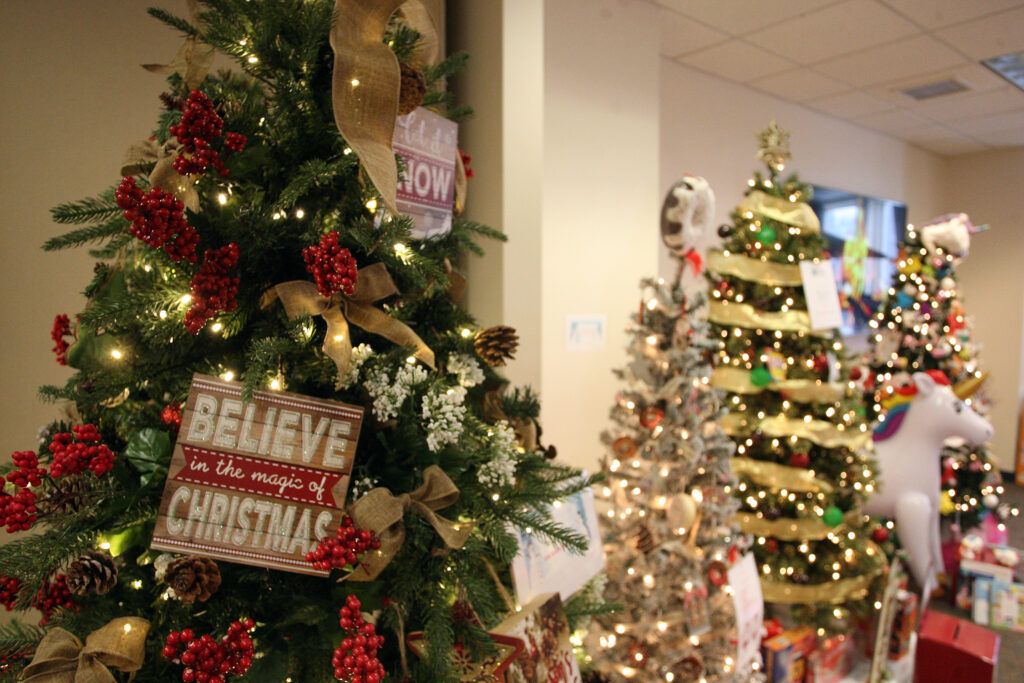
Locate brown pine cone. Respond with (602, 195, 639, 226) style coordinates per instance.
(398, 62, 426, 116)
(474, 326, 519, 367)
(581, 671, 612, 683)
(164, 556, 221, 603)
(67, 550, 118, 596)
(36, 475, 89, 516)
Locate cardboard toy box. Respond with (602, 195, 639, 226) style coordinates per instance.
(986, 579, 1024, 632)
(889, 589, 918, 661)
(763, 626, 816, 683)
(914, 610, 999, 683)
(806, 634, 852, 683)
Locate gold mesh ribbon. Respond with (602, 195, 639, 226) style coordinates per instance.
(737, 190, 820, 232)
(711, 367, 846, 402)
(120, 139, 199, 212)
(761, 571, 877, 604)
(347, 465, 474, 581)
(731, 457, 833, 494)
(708, 301, 829, 335)
(21, 617, 150, 683)
(735, 509, 861, 541)
(262, 262, 435, 385)
(706, 250, 804, 286)
(721, 413, 872, 451)
(330, 0, 440, 215)
(141, 1, 213, 90)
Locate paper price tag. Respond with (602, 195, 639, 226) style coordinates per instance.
(799, 260, 843, 331)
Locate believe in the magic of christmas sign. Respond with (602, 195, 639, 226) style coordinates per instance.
(151, 374, 364, 576)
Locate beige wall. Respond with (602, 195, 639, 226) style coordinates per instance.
(943, 148, 1024, 471)
(0, 0, 191, 457)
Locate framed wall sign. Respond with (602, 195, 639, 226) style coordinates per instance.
(150, 374, 364, 576)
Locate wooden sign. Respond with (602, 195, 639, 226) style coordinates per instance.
(151, 374, 364, 576)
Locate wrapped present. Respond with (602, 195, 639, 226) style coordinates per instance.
(763, 626, 815, 683)
(495, 593, 582, 683)
(915, 610, 999, 683)
(987, 579, 1024, 632)
(889, 589, 918, 661)
(806, 634, 851, 683)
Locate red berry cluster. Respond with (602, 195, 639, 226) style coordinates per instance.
(0, 451, 46, 533)
(7, 451, 45, 488)
(184, 243, 241, 334)
(163, 402, 183, 430)
(305, 516, 381, 572)
(32, 575, 76, 625)
(162, 618, 256, 683)
(116, 177, 200, 263)
(459, 150, 474, 179)
(49, 424, 116, 478)
(51, 313, 72, 365)
(170, 90, 246, 177)
(303, 231, 359, 297)
(0, 575, 21, 611)
(332, 595, 385, 682)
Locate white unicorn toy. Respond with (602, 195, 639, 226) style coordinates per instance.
(865, 371, 992, 598)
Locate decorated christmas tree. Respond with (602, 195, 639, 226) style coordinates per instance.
(705, 123, 884, 630)
(589, 278, 754, 682)
(0, 2, 596, 681)
(865, 215, 1015, 530)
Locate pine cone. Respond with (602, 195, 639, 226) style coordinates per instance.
(474, 326, 519, 367)
(398, 62, 426, 116)
(582, 671, 612, 683)
(164, 556, 221, 603)
(67, 550, 117, 596)
(36, 476, 89, 516)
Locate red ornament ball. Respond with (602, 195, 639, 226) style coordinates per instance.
(872, 527, 890, 543)
(303, 231, 359, 298)
(813, 354, 829, 373)
(788, 452, 810, 468)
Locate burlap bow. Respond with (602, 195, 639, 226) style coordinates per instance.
(120, 138, 199, 213)
(347, 465, 474, 581)
(737, 190, 820, 232)
(20, 617, 150, 683)
(330, 0, 439, 215)
(141, 0, 213, 91)
(262, 262, 435, 385)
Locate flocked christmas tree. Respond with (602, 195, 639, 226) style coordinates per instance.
(705, 123, 885, 630)
(588, 270, 753, 682)
(865, 214, 1016, 530)
(0, 2, 597, 681)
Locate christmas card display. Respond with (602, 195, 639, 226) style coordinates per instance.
(510, 485, 604, 605)
(728, 552, 764, 672)
(151, 374, 363, 575)
(798, 259, 843, 331)
(393, 106, 458, 239)
(496, 593, 582, 683)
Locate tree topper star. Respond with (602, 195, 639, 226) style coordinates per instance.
(756, 120, 791, 170)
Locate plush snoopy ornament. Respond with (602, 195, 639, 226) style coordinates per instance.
(660, 175, 715, 273)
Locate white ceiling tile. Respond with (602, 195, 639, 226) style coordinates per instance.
(949, 108, 1024, 134)
(909, 87, 1024, 122)
(913, 136, 991, 156)
(654, 0, 842, 36)
(854, 109, 934, 136)
(658, 7, 729, 58)
(878, 0, 1024, 30)
(815, 35, 967, 87)
(749, 68, 851, 101)
(677, 40, 794, 83)
(934, 6, 1024, 59)
(745, 0, 918, 65)
(806, 90, 894, 118)
(972, 126, 1024, 146)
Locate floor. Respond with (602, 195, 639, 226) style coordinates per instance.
(928, 479, 1024, 683)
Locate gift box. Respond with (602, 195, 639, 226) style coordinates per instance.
(986, 579, 1024, 632)
(889, 589, 918, 661)
(806, 634, 851, 683)
(763, 626, 815, 683)
(914, 610, 999, 683)
(956, 556, 1017, 610)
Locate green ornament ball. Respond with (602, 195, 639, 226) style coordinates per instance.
(822, 505, 843, 527)
(757, 226, 777, 243)
(750, 366, 773, 387)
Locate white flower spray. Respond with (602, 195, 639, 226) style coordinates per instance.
(421, 385, 467, 452)
(477, 421, 519, 488)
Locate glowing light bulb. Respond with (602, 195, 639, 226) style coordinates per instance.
(217, 193, 228, 205)
(222, 370, 235, 381)
(110, 349, 123, 360)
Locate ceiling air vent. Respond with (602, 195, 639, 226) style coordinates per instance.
(900, 79, 968, 100)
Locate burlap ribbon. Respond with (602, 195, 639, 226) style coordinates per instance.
(346, 465, 474, 581)
(330, 0, 440, 215)
(735, 508, 861, 541)
(731, 457, 833, 494)
(262, 262, 434, 384)
(707, 250, 804, 287)
(708, 300, 827, 335)
(761, 570, 878, 605)
(737, 190, 820, 232)
(721, 413, 871, 451)
(711, 367, 846, 402)
(141, 0, 213, 90)
(21, 617, 150, 683)
(120, 139, 199, 212)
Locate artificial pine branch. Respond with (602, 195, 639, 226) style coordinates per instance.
(48, 191, 120, 226)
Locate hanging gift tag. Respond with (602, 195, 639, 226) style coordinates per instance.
(393, 107, 457, 239)
(684, 583, 712, 636)
(799, 260, 843, 330)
